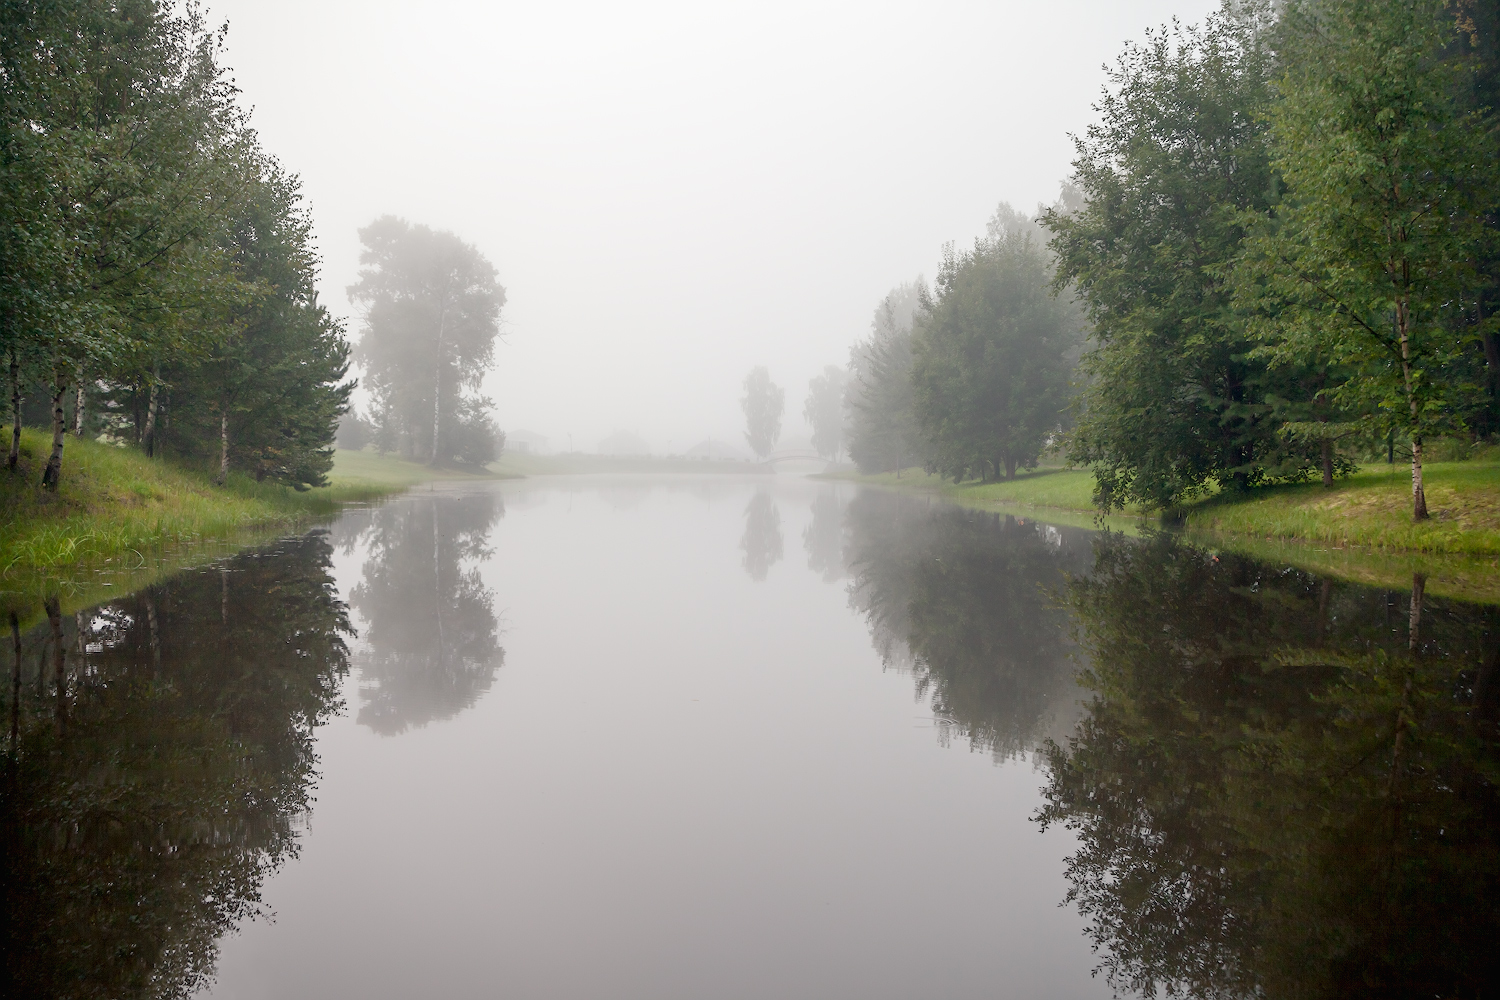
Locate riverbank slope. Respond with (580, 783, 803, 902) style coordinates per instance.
(821, 460, 1500, 602)
(1, 434, 511, 578)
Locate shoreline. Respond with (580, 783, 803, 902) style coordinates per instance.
(817, 463, 1500, 604)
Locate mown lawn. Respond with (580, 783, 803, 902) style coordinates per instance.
(1183, 461, 1500, 555)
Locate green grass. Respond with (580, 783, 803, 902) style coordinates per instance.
(1, 432, 399, 582)
(823, 459, 1500, 601)
(1182, 461, 1500, 556)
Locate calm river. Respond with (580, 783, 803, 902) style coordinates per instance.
(3, 477, 1498, 998)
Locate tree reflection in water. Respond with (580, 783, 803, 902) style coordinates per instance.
(740, 490, 783, 582)
(844, 490, 1093, 759)
(346, 492, 505, 735)
(0, 533, 350, 998)
(1041, 531, 1500, 999)
(801, 490, 846, 583)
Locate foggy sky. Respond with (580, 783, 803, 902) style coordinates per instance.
(210, 0, 1218, 452)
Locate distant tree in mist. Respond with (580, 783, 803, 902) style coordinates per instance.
(741, 366, 784, 460)
(803, 365, 845, 461)
(845, 281, 926, 475)
(347, 216, 505, 465)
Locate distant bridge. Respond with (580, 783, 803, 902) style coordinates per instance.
(765, 449, 828, 465)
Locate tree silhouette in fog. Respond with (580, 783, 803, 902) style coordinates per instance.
(348, 493, 505, 735)
(347, 217, 506, 465)
(739, 491, 783, 581)
(740, 367, 783, 460)
(1040, 531, 1500, 999)
(0, 534, 350, 998)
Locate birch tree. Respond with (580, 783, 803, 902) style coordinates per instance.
(1244, 0, 1499, 520)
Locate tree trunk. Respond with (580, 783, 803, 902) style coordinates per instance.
(1396, 298, 1428, 520)
(1410, 436, 1428, 521)
(73, 379, 85, 436)
(1321, 438, 1333, 487)
(431, 296, 449, 466)
(215, 409, 229, 485)
(7, 348, 20, 472)
(142, 365, 160, 457)
(39, 375, 66, 490)
(1005, 455, 1017, 479)
(1483, 330, 1499, 394)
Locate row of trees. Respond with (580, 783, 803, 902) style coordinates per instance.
(2, 1, 354, 489)
(842, 1, 1500, 520)
(844, 202, 1080, 482)
(1057, 0, 1500, 519)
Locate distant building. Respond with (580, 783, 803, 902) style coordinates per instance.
(508, 429, 550, 455)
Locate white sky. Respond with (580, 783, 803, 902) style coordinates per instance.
(209, 0, 1218, 452)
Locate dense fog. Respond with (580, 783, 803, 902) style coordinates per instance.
(208, 0, 1219, 452)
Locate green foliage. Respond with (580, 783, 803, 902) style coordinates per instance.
(1, 2, 352, 491)
(1047, 2, 1311, 510)
(1237, 0, 1500, 519)
(912, 224, 1076, 482)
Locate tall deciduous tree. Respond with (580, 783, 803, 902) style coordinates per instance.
(1046, 2, 1306, 510)
(1239, 0, 1499, 521)
(803, 365, 845, 461)
(741, 366, 783, 460)
(845, 281, 926, 475)
(348, 217, 505, 465)
(912, 222, 1076, 482)
(162, 160, 352, 488)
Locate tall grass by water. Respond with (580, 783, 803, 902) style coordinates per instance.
(1, 429, 390, 575)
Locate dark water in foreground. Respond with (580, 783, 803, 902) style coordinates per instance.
(2, 478, 1497, 999)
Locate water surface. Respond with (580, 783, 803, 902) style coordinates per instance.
(3, 477, 1497, 998)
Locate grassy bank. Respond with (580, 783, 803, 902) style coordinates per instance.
(0, 434, 437, 582)
(823, 460, 1500, 554)
(821, 460, 1500, 601)
(0, 439, 520, 624)
(1181, 461, 1500, 555)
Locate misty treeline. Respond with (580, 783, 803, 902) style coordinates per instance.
(340, 218, 506, 466)
(843, 0, 1500, 520)
(1, 1, 353, 489)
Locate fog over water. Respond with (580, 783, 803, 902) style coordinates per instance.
(208, 0, 1217, 450)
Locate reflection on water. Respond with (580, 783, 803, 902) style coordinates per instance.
(739, 490, 784, 581)
(1041, 531, 1500, 999)
(845, 491, 1091, 759)
(801, 490, 846, 583)
(340, 493, 505, 735)
(0, 533, 349, 998)
(2, 483, 1497, 998)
